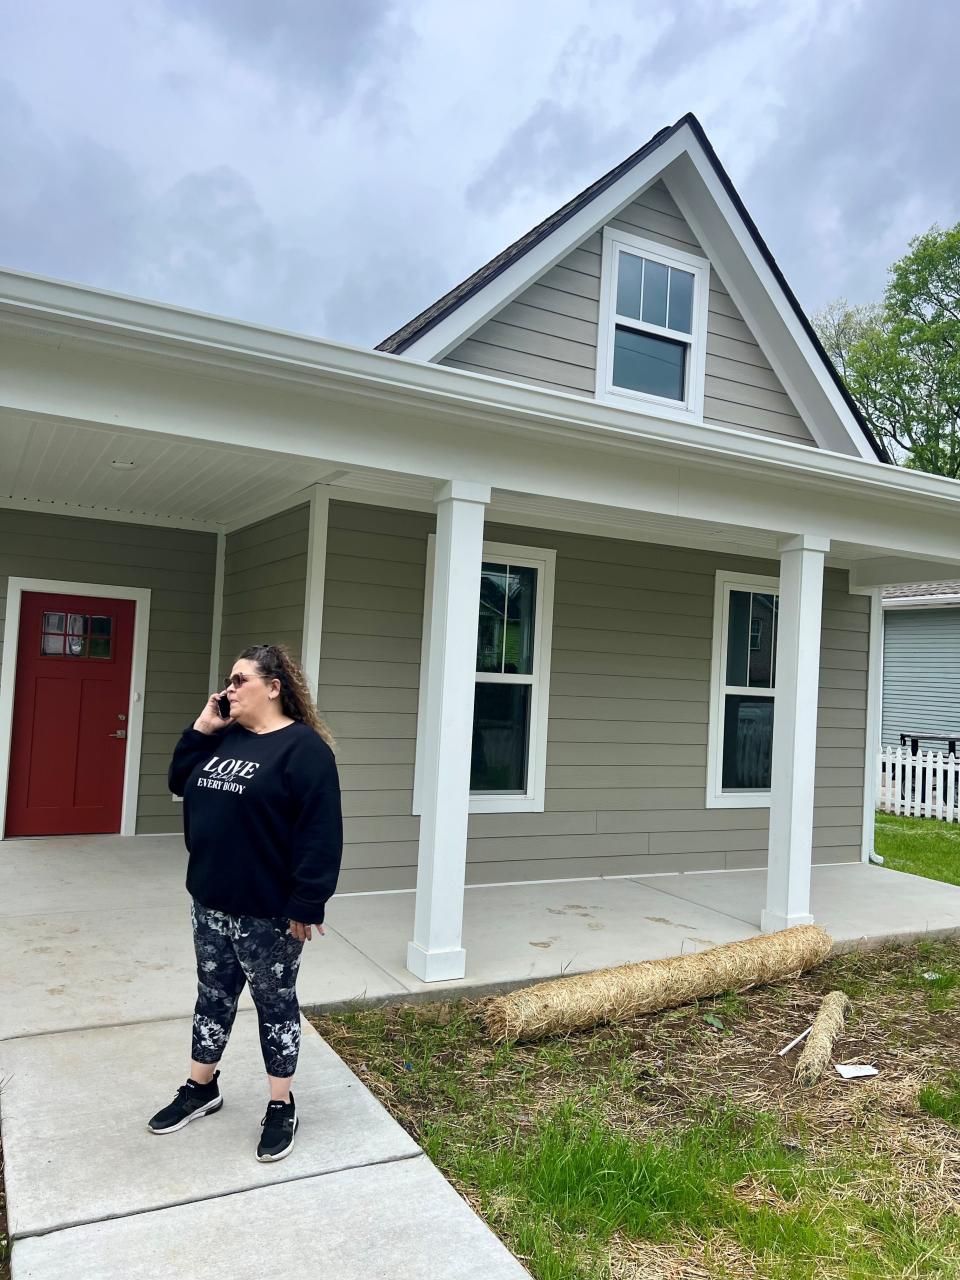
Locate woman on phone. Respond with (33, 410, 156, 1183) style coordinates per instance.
(148, 643, 342, 1163)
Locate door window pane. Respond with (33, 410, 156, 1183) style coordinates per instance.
(613, 327, 686, 400)
(722, 695, 774, 789)
(640, 259, 669, 327)
(471, 683, 531, 793)
(41, 634, 65, 655)
(615, 252, 643, 320)
(667, 268, 694, 333)
(42, 612, 65, 633)
(477, 564, 508, 673)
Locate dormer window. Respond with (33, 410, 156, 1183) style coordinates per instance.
(597, 226, 709, 418)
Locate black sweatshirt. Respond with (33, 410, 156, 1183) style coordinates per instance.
(168, 721, 343, 923)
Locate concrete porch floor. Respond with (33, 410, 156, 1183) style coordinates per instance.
(3, 834, 960, 1279)
(3, 834, 960, 1042)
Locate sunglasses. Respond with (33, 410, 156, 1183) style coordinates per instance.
(223, 672, 270, 689)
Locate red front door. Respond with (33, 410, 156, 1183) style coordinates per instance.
(6, 593, 136, 837)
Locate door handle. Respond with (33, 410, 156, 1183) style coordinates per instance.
(109, 730, 127, 739)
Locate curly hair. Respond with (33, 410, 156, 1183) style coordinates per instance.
(237, 643, 336, 750)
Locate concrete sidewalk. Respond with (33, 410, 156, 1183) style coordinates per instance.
(4, 836, 960, 1277)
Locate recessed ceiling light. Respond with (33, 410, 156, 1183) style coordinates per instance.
(109, 460, 137, 470)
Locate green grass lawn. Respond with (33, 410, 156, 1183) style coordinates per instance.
(875, 813, 960, 886)
(311, 939, 960, 1280)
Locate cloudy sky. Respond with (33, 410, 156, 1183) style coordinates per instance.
(3, 0, 958, 349)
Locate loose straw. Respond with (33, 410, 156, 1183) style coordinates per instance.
(794, 990, 851, 1087)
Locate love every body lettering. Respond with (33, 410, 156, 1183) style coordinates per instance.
(196, 756, 261, 794)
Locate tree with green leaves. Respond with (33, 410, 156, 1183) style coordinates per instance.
(813, 224, 960, 477)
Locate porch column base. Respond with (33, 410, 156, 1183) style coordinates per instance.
(406, 941, 467, 983)
(761, 909, 815, 934)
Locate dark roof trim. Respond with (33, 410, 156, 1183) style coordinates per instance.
(377, 112, 889, 464)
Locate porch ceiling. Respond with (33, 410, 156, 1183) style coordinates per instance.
(3, 408, 959, 582)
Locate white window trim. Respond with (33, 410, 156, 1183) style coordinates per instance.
(413, 538, 556, 815)
(706, 570, 780, 809)
(596, 226, 710, 422)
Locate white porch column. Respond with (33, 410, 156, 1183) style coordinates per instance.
(763, 534, 830, 933)
(301, 485, 330, 698)
(406, 479, 490, 982)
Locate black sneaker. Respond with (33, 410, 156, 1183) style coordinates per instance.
(148, 1071, 223, 1134)
(256, 1094, 298, 1162)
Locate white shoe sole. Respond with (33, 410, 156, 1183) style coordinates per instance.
(148, 1095, 223, 1134)
(256, 1115, 299, 1162)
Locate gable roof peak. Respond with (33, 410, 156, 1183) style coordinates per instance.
(377, 113, 888, 463)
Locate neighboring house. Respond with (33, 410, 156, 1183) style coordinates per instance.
(882, 583, 960, 751)
(3, 113, 960, 981)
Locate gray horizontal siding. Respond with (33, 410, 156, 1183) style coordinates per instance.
(219, 503, 309, 676)
(0, 509, 217, 836)
(320, 504, 865, 891)
(882, 607, 960, 746)
(440, 180, 814, 447)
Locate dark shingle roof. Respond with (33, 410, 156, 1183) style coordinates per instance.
(376, 112, 889, 464)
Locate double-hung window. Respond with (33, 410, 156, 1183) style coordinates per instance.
(707, 571, 780, 808)
(414, 539, 556, 815)
(596, 226, 709, 418)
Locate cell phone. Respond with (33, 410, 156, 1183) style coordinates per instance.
(216, 693, 231, 719)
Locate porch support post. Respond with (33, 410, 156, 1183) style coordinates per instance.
(301, 486, 330, 698)
(762, 534, 830, 933)
(406, 479, 490, 982)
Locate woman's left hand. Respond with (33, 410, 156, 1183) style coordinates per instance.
(289, 920, 325, 941)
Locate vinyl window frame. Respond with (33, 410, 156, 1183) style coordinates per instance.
(706, 569, 780, 809)
(596, 225, 710, 420)
(413, 538, 556, 815)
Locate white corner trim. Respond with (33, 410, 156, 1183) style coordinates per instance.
(595, 226, 710, 420)
(413, 536, 556, 817)
(207, 531, 226, 695)
(706, 569, 780, 810)
(302, 486, 330, 697)
(0, 578, 151, 839)
(853, 586, 884, 863)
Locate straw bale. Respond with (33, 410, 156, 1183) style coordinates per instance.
(483, 925, 832, 1043)
(794, 990, 851, 1087)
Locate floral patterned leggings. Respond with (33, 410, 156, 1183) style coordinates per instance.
(190, 900, 304, 1078)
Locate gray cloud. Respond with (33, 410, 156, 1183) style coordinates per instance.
(0, 81, 325, 333)
(165, 0, 412, 114)
(722, 1, 960, 312)
(465, 100, 634, 215)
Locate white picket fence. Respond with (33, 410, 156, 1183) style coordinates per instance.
(877, 747, 960, 822)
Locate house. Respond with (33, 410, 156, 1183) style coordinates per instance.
(3, 113, 960, 982)
(882, 582, 960, 752)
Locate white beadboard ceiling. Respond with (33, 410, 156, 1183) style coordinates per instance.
(0, 411, 357, 527)
(0, 410, 900, 565)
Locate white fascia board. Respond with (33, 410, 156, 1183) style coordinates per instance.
(396, 131, 692, 362)
(850, 558, 960, 590)
(4, 272, 960, 540)
(881, 596, 960, 609)
(665, 150, 876, 462)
